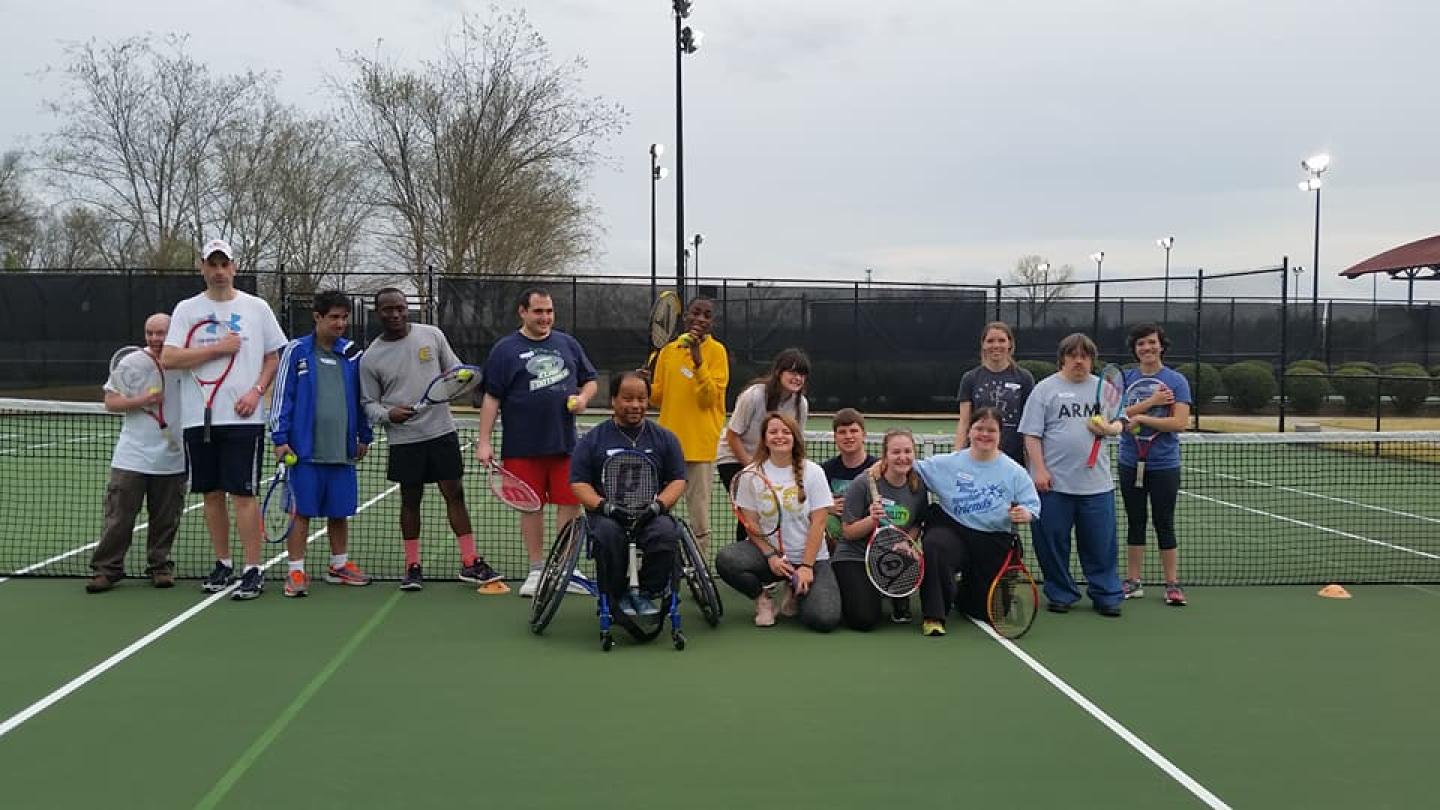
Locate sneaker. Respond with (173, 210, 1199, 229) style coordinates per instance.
(1122, 578, 1144, 599)
(1164, 582, 1188, 607)
(85, 574, 116, 593)
(921, 619, 947, 637)
(754, 591, 777, 627)
(232, 567, 264, 600)
(202, 561, 234, 593)
(1046, 600, 1073, 614)
(777, 581, 799, 617)
(150, 570, 175, 589)
(1094, 602, 1122, 618)
(631, 590, 659, 617)
(459, 559, 503, 585)
(400, 563, 424, 592)
(326, 561, 373, 586)
(891, 599, 913, 624)
(519, 569, 541, 597)
(565, 575, 590, 596)
(617, 591, 638, 616)
(284, 569, 309, 598)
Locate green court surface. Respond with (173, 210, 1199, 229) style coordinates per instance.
(2, 579, 1437, 809)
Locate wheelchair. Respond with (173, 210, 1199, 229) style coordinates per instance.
(529, 514, 724, 651)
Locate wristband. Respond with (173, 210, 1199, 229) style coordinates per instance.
(796, 562, 813, 570)
(253, 385, 265, 396)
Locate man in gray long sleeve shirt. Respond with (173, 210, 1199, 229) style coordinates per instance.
(360, 288, 505, 593)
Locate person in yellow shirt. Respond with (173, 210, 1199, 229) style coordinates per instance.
(650, 297, 729, 556)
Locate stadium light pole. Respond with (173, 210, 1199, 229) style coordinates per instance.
(1157, 237, 1175, 323)
(692, 233, 704, 281)
(1300, 152, 1330, 349)
(649, 143, 667, 303)
(1089, 251, 1105, 335)
(673, 1, 702, 304)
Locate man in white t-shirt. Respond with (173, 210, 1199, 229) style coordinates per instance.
(87, 313, 188, 593)
(161, 238, 287, 600)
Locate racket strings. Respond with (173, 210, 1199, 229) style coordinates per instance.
(602, 456, 659, 513)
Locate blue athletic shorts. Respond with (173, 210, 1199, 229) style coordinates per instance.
(289, 462, 358, 519)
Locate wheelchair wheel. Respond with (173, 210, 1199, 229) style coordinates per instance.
(679, 523, 723, 627)
(530, 517, 584, 635)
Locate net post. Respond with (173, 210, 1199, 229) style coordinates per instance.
(993, 278, 1002, 322)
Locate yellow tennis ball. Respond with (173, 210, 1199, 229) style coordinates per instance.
(678, 334, 693, 348)
(456, 369, 473, 381)
(567, 395, 580, 411)
(146, 386, 161, 395)
(1090, 415, 1103, 426)
(284, 453, 298, 465)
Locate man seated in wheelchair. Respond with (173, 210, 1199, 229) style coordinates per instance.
(569, 371, 688, 617)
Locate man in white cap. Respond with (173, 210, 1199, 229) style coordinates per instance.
(161, 238, 288, 600)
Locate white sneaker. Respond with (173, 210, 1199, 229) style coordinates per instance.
(754, 591, 777, 627)
(777, 581, 799, 617)
(519, 569, 541, 597)
(566, 577, 590, 595)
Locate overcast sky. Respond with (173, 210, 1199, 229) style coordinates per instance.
(3, 0, 1437, 300)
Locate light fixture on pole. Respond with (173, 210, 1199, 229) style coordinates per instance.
(691, 233, 704, 280)
(673, 0, 702, 304)
(1299, 152, 1330, 348)
(649, 143, 667, 303)
(1089, 251, 1105, 334)
(1157, 237, 1175, 322)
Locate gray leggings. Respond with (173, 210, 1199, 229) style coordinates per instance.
(715, 541, 842, 632)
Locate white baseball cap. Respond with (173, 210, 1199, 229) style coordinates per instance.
(201, 238, 234, 261)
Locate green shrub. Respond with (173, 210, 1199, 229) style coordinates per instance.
(1178, 362, 1223, 411)
(1384, 363, 1430, 415)
(1289, 359, 1328, 374)
(1283, 368, 1329, 414)
(1017, 359, 1055, 382)
(1348, 361, 1380, 374)
(1429, 366, 1440, 399)
(1221, 362, 1277, 413)
(1332, 364, 1379, 414)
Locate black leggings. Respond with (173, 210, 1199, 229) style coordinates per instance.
(831, 560, 910, 631)
(919, 510, 1011, 622)
(716, 462, 747, 546)
(1118, 465, 1180, 551)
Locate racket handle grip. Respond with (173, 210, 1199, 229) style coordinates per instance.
(1085, 436, 1101, 467)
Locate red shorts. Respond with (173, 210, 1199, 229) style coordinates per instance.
(503, 455, 578, 506)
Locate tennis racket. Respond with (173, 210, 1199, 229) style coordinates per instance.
(412, 364, 482, 412)
(644, 290, 682, 371)
(485, 462, 543, 513)
(1085, 364, 1126, 468)
(262, 460, 297, 544)
(863, 474, 923, 598)
(986, 503, 1038, 639)
(602, 447, 662, 592)
(729, 464, 784, 555)
(184, 318, 238, 443)
(1123, 376, 1172, 487)
(109, 346, 168, 431)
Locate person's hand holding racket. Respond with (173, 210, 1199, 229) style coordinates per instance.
(1085, 364, 1126, 467)
(1125, 378, 1174, 486)
(184, 319, 240, 442)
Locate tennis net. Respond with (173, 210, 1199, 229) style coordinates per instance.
(3, 397, 1439, 585)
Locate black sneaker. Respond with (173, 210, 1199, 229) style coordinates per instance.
(890, 598, 913, 624)
(202, 561, 235, 593)
(459, 559, 503, 585)
(400, 563, 424, 591)
(1094, 602, 1122, 618)
(231, 567, 264, 600)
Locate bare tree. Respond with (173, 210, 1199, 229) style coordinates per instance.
(334, 9, 626, 284)
(269, 118, 372, 295)
(0, 151, 40, 267)
(1008, 255, 1074, 326)
(43, 34, 271, 267)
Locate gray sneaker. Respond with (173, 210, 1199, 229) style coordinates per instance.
(1122, 579, 1144, 600)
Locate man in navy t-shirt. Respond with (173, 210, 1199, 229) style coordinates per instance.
(477, 288, 599, 597)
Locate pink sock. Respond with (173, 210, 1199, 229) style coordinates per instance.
(458, 534, 477, 567)
(403, 539, 421, 567)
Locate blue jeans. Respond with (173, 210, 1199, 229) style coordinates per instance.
(1031, 490, 1123, 609)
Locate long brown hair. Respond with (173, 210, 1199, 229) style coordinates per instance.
(880, 429, 922, 492)
(751, 411, 808, 504)
(749, 348, 811, 412)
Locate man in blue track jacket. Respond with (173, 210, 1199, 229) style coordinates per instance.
(270, 291, 374, 597)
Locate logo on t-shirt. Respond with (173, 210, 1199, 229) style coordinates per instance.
(526, 351, 568, 391)
(204, 312, 243, 335)
(418, 346, 433, 363)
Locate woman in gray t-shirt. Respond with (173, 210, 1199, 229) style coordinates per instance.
(835, 430, 929, 631)
(955, 321, 1034, 465)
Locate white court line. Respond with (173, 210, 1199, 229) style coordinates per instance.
(0, 498, 211, 586)
(0, 483, 400, 740)
(970, 617, 1232, 809)
(1180, 490, 1440, 561)
(1186, 465, 1440, 526)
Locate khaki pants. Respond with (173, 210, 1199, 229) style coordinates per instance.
(682, 461, 715, 557)
(90, 468, 187, 579)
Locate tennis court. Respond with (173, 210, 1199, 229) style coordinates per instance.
(4, 399, 1440, 808)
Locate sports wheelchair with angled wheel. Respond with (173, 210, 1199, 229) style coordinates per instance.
(529, 514, 723, 651)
